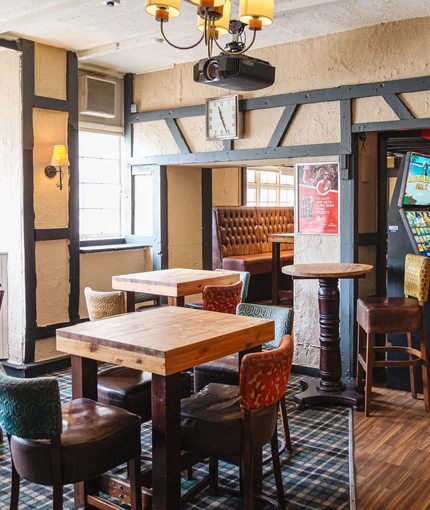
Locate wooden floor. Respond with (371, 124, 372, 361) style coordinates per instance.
(354, 381, 430, 510)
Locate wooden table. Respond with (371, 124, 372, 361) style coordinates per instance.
(56, 306, 274, 510)
(282, 262, 373, 409)
(269, 233, 294, 305)
(112, 268, 239, 310)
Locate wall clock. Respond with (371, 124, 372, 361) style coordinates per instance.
(205, 95, 240, 141)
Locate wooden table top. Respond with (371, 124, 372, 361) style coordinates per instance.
(282, 262, 373, 279)
(56, 306, 274, 376)
(268, 233, 295, 244)
(112, 268, 239, 297)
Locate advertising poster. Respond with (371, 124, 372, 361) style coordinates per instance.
(297, 162, 339, 234)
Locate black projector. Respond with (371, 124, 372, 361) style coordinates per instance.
(193, 54, 275, 91)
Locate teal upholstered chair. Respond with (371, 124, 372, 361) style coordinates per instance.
(0, 372, 142, 510)
(185, 270, 251, 309)
(193, 303, 294, 459)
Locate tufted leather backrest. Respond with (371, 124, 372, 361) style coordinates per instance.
(0, 372, 62, 439)
(404, 254, 430, 302)
(212, 206, 294, 268)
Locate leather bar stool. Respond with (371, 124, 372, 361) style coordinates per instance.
(356, 253, 430, 416)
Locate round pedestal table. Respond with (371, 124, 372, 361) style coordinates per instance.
(282, 263, 373, 410)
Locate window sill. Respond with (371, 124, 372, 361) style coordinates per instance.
(79, 242, 148, 254)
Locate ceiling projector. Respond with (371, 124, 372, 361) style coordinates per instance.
(193, 54, 275, 91)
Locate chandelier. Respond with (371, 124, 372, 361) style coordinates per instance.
(145, 0, 274, 57)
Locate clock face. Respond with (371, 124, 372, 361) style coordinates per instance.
(205, 95, 239, 141)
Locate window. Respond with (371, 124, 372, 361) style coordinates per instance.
(246, 167, 294, 206)
(79, 131, 124, 240)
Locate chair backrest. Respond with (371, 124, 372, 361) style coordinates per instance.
(0, 372, 62, 440)
(84, 287, 126, 320)
(214, 269, 251, 301)
(236, 303, 293, 348)
(203, 280, 243, 314)
(404, 254, 430, 302)
(239, 335, 294, 411)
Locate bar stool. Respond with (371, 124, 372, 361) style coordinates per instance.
(356, 254, 430, 416)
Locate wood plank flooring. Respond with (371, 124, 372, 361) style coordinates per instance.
(354, 382, 430, 510)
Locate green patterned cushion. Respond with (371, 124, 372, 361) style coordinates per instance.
(0, 373, 62, 439)
(236, 303, 293, 348)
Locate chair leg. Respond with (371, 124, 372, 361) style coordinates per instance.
(279, 396, 292, 451)
(128, 456, 143, 510)
(270, 430, 286, 510)
(356, 324, 365, 394)
(364, 333, 375, 417)
(419, 326, 430, 412)
(10, 459, 20, 510)
(240, 445, 254, 510)
(208, 456, 219, 496)
(407, 332, 418, 399)
(52, 483, 63, 510)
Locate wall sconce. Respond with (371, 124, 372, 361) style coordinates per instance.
(45, 145, 69, 191)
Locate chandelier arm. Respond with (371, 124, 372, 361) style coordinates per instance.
(213, 29, 257, 56)
(160, 19, 205, 50)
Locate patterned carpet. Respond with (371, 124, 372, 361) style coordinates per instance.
(0, 371, 354, 509)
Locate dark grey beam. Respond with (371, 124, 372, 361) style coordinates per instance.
(340, 100, 352, 153)
(0, 38, 19, 51)
(268, 104, 299, 148)
(382, 94, 414, 120)
(34, 96, 69, 111)
(353, 118, 430, 132)
(201, 168, 212, 270)
(35, 228, 70, 241)
(131, 75, 430, 123)
(131, 142, 344, 166)
(165, 118, 191, 154)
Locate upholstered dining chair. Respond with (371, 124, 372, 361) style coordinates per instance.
(356, 253, 430, 416)
(84, 287, 191, 425)
(186, 270, 250, 310)
(203, 280, 243, 314)
(180, 334, 294, 510)
(0, 372, 142, 510)
(193, 303, 294, 459)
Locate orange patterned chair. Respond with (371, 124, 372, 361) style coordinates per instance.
(180, 335, 294, 509)
(203, 280, 243, 314)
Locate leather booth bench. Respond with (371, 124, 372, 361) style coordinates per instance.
(212, 206, 294, 300)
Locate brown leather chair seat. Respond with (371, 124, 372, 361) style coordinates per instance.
(98, 366, 192, 423)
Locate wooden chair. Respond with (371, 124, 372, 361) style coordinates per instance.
(186, 270, 250, 309)
(84, 287, 191, 425)
(193, 303, 294, 461)
(356, 253, 430, 416)
(202, 280, 243, 314)
(180, 335, 294, 510)
(0, 372, 142, 510)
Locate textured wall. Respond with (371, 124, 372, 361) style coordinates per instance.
(0, 50, 24, 363)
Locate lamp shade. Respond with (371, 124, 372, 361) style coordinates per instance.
(50, 145, 69, 166)
(197, 0, 230, 34)
(146, 0, 180, 18)
(239, 0, 273, 26)
(188, 0, 225, 9)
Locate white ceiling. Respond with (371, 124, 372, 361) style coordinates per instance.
(1, 0, 429, 76)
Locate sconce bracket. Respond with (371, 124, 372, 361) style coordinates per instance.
(45, 165, 57, 178)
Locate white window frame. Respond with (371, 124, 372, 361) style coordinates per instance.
(246, 166, 294, 207)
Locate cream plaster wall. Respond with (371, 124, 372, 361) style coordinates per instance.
(35, 240, 70, 326)
(35, 44, 67, 101)
(79, 248, 147, 318)
(33, 109, 69, 228)
(167, 166, 202, 269)
(212, 167, 241, 206)
(0, 50, 25, 363)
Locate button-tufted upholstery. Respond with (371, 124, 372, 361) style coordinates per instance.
(212, 206, 294, 275)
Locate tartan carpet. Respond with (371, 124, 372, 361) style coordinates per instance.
(0, 370, 354, 509)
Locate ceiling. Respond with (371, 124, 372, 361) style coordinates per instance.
(1, 0, 429, 76)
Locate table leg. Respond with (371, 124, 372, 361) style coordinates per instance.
(125, 291, 136, 312)
(272, 243, 281, 305)
(168, 296, 185, 307)
(151, 373, 182, 510)
(294, 277, 364, 410)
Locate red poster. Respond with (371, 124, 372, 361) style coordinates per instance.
(297, 162, 339, 234)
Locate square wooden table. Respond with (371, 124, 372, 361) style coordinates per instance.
(56, 306, 274, 510)
(112, 268, 240, 310)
